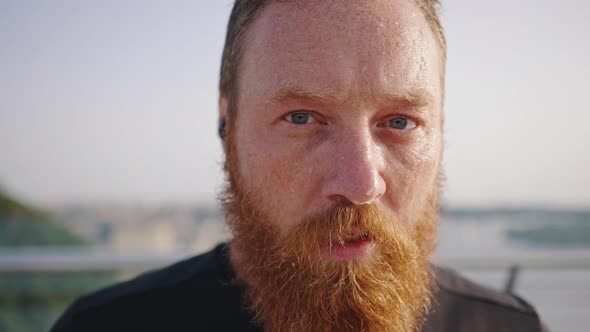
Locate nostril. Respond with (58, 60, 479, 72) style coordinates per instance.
(324, 173, 385, 206)
(348, 187, 384, 205)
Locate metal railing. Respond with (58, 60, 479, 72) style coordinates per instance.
(437, 250, 590, 292)
(0, 247, 196, 273)
(2, 247, 590, 292)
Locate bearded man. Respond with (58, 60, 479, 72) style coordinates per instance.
(51, 1, 548, 331)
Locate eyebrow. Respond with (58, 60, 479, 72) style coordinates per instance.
(266, 84, 435, 109)
(267, 84, 338, 106)
(382, 89, 434, 109)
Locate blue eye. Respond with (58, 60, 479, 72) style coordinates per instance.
(389, 118, 407, 129)
(288, 112, 311, 124)
(388, 117, 415, 130)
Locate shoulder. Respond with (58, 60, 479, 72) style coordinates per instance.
(72, 243, 221, 312)
(432, 265, 537, 314)
(423, 265, 548, 332)
(50, 243, 242, 332)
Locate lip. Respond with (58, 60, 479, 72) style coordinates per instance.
(325, 237, 376, 261)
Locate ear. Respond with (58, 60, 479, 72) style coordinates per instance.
(218, 94, 229, 152)
(218, 93, 228, 126)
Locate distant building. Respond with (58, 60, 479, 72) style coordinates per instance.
(111, 221, 177, 252)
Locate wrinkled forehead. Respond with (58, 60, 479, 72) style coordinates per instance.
(239, 0, 442, 102)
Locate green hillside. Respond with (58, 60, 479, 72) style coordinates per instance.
(0, 192, 85, 246)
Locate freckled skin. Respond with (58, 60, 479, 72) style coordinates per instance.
(223, 0, 443, 237)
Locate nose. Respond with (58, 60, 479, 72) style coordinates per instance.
(321, 129, 386, 205)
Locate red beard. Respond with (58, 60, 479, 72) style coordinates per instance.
(222, 181, 438, 332)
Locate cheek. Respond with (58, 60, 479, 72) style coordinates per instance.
(239, 141, 308, 189)
(235, 129, 318, 230)
(383, 133, 442, 219)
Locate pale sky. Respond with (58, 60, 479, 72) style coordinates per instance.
(1, 0, 589, 207)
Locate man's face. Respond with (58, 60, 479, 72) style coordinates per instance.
(226, 0, 443, 256)
(221, 0, 443, 330)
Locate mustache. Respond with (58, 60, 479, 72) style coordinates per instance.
(290, 200, 406, 249)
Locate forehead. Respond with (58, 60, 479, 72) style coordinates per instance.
(239, 0, 442, 105)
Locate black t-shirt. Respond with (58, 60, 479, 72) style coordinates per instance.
(50, 243, 548, 331)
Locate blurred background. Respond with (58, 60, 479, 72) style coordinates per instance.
(1, 0, 589, 331)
